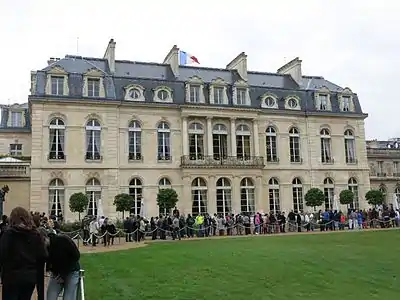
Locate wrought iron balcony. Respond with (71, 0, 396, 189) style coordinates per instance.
(180, 155, 265, 168)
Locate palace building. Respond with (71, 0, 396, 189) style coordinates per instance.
(0, 39, 370, 220)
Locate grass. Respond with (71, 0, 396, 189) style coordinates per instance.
(81, 230, 400, 300)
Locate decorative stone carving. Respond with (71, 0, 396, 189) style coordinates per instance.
(50, 171, 64, 179)
(86, 172, 100, 180)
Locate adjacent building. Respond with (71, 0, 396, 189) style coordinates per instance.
(1, 39, 371, 220)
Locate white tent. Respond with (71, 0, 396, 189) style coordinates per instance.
(393, 194, 399, 210)
(333, 195, 340, 211)
(97, 198, 104, 220)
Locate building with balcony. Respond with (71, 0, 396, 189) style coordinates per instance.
(2, 39, 370, 220)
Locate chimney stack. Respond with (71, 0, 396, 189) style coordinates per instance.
(103, 38, 116, 73)
(226, 52, 248, 81)
(163, 45, 180, 78)
(277, 57, 302, 85)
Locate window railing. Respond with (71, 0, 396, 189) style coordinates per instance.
(266, 156, 279, 163)
(321, 157, 334, 164)
(48, 153, 66, 160)
(129, 153, 142, 161)
(346, 157, 357, 164)
(180, 155, 265, 168)
(85, 153, 102, 161)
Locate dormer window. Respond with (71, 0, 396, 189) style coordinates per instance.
(45, 66, 69, 96)
(338, 87, 355, 112)
(51, 76, 64, 96)
(314, 87, 332, 111)
(209, 78, 228, 105)
(186, 76, 205, 104)
(233, 80, 250, 106)
(11, 111, 23, 127)
(158, 90, 168, 101)
(153, 86, 173, 103)
(87, 78, 100, 97)
(82, 69, 105, 98)
(124, 84, 145, 101)
(261, 93, 279, 109)
(285, 96, 301, 110)
(237, 88, 247, 105)
(319, 94, 328, 110)
(343, 96, 350, 111)
(130, 89, 141, 99)
(190, 85, 201, 103)
(213, 87, 224, 104)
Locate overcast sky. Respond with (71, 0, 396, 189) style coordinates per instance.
(0, 0, 398, 139)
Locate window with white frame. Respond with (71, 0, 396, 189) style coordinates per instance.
(189, 85, 201, 103)
(320, 128, 333, 163)
(85, 119, 101, 160)
(87, 78, 100, 97)
(213, 87, 225, 105)
(240, 178, 255, 215)
(323, 178, 334, 211)
(289, 127, 301, 163)
(266, 126, 278, 162)
(188, 122, 204, 160)
(348, 177, 359, 210)
(379, 185, 387, 203)
(51, 76, 64, 96)
(157, 121, 171, 160)
(128, 120, 142, 161)
(236, 88, 247, 105)
(292, 177, 303, 212)
(342, 96, 351, 112)
(318, 94, 328, 110)
(9, 143, 22, 156)
(129, 178, 143, 216)
(212, 124, 228, 160)
(216, 177, 232, 216)
(85, 178, 101, 216)
(192, 177, 207, 216)
(49, 118, 65, 160)
(344, 129, 356, 163)
(48, 178, 64, 217)
(393, 161, 399, 176)
(11, 111, 23, 127)
(236, 124, 251, 160)
(268, 178, 280, 214)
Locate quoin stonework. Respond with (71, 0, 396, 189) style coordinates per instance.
(0, 39, 374, 221)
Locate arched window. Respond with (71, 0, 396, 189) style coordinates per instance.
(348, 177, 359, 210)
(289, 127, 300, 163)
(344, 129, 356, 164)
(48, 178, 64, 217)
(129, 178, 143, 215)
(292, 177, 303, 212)
(191, 177, 207, 216)
(212, 124, 228, 160)
(379, 184, 387, 203)
(157, 121, 171, 160)
(240, 178, 255, 214)
(320, 128, 332, 163)
(323, 178, 334, 210)
(216, 177, 231, 215)
(395, 186, 400, 208)
(236, 125, 251, 160)
(159, 177, 171, 188)
(266, 126, 278, 162)
(49, 118, 65, 160)
(85, 119, 101, 160)
(188, 122, 204, 160)
(268, 178, 280, 214)
(128, 120, 142, 161)
(85, 178, 101, 216)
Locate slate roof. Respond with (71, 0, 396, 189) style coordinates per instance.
(30, 55, 365, 116)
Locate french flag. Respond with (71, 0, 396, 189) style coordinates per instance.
(179, 50, 200, 65)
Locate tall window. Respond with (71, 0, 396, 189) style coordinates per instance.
(157, 121, 171, 160)
(320, 128, 332, 163)
(213, 87, 224, 104)
(393, 162, 399, 177)
(128, 120, 142, 160)
(188, 122, 204, 160)
(266, 126, 278, 162)
(319, 95, 328, 110)
(379, 185, 387, 204)
(348, 177, 359, 210)
(268, 178, 280, 214)
(216, 177, 232, 216)
(159, 177, 171, 215)
(289, 127, 301, 163)
(192, 177, 207, 216)
(85, 178, 101, 216)
(344, 129, 356, 163)
(236, 124, 251, 160)
(292, 177, 303, 212)
(87, 78, 100, 97)
(212, 124, 228, 160)
(323, 178, 334, 211)
(236, 88, 247, 105)
(395, 186, 400, 208)
(189, 85, 201, 103)
(11, 111, 22, 127)
(48, 178, 64, 217)
(129, 178, 143, 215)
(85, 119, 101, 160)
(51, 76, 64, 95)
(240, 178, 255, 215)
(49, 118, 65, 160)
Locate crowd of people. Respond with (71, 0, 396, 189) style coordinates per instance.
(0, 208, 81, 300)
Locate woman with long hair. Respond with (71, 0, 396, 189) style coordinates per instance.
(0, 206, 47, 300)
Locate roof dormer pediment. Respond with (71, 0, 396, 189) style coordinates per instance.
(46, 65, 68, 75)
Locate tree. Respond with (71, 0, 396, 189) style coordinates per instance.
(365, 189, 384, 206)
(69, 192, 89, 220)
(157, 188, 179, 214)
(304, 188, 324, 210)
(113, 193, 134, 219)
(339, 189, 354, 206)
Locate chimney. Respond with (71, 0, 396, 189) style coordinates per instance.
(277, 57, 302, 85)
(226, 52, 248, 81)
(47, 57, 55, 65)
(103, 38, 116, 73)
(163, 45, 180, 78)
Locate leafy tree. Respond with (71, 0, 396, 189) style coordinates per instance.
(157, 188, 179, 214)
(339, 189, 354, 206)
(365, 189, 384, 206)
(304, 188, 324, 210)
(113, 193, 134, 219)
(69, 192, 89, 220)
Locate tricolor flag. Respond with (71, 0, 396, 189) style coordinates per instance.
(179, 50, 200, 65)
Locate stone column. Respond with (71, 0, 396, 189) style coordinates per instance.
(230, 118, 236, 157)
(207, 117, 213, 156)
(232, 176, 241, 213)
(253, 119, 260, 156)
(182, 117, 189, 156)
(256, 176, 263, 213)
(208, 175, 216, 214)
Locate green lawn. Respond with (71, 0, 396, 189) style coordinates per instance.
(81, 230, 400, 300)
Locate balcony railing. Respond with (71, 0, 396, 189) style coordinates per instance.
(0, 163, 30, 178)
(367, 148, 400, 158)
(180, 155, 265, 168)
